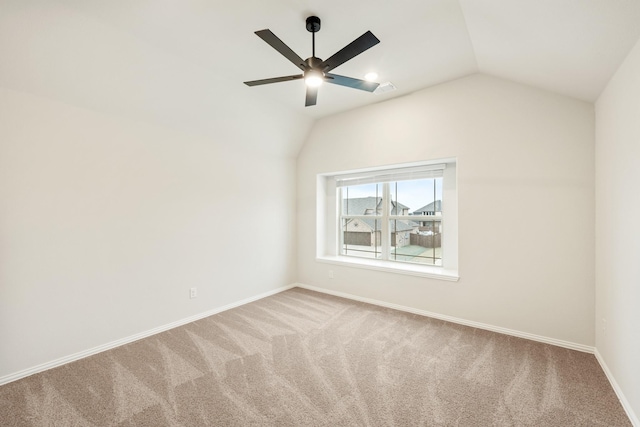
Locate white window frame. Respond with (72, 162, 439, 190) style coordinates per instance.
(316, 159, 459, 281)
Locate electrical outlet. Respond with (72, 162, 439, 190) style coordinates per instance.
(329, 270, 334, 279)
(190, 287, 197, 299)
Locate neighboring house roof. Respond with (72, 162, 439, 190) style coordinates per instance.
(343, 197, 417, 233)
(390, 220, 417, 232)
(413, 200, 442, 215)
(343, 197, 411, 216)
(343, 197, 380, 215)
(391, 201, 409, 215)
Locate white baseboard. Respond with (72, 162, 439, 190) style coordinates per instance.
(594, 349, 639, 426)
(294, 283, 595, 353)
(0, 284, 296, 387)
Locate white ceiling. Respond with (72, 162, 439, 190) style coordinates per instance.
(2, 0, 640, 131)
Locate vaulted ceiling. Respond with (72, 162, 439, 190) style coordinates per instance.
(2, 0, 640, 151)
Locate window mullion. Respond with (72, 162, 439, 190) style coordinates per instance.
(338, 187, 344, 255)
(381, 183, 390, 260)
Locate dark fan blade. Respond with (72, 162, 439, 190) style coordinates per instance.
(244, 74, 303, 86)
(305, 86, 318, 107)
(320, 31, 380, 72)
(255, 29, 307, 71)
(325, 73, 379, 92)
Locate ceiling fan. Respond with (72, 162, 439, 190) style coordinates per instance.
(244, 16, 380, 107)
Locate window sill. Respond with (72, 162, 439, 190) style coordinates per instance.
(316, 255, 459, 281)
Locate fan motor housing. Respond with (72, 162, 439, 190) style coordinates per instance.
(305, 56, 323, 69)
(306, 16, 321, 33)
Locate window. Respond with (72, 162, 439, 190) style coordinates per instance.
(316, 159, 458, 281)
(338, 165, 444, 266)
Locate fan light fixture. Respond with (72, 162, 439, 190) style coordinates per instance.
(305, 70, 324, 87)
(364, 72, 378, 81)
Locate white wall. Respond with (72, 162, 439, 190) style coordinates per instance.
(0, 1, 315, 381)
(595, 36, 640, 421)
(0, 87, 306, 379)
(297, 74, 595, 346)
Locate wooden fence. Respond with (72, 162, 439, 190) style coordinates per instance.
(410, 233, 441, 249)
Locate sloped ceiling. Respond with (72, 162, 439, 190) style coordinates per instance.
(2, 0, 640, 152)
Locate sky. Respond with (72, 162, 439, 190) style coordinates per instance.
(343, 178, 443, 213)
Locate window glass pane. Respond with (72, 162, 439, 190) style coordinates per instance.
(390, 219, 442, 266)
(342, 183, 382, 216)
(342, 217, 381, 259)
(389, 177, 443, 266)
(389, 178, 443, 216)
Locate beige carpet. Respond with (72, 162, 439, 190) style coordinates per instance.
(0, 288, 631, 426)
